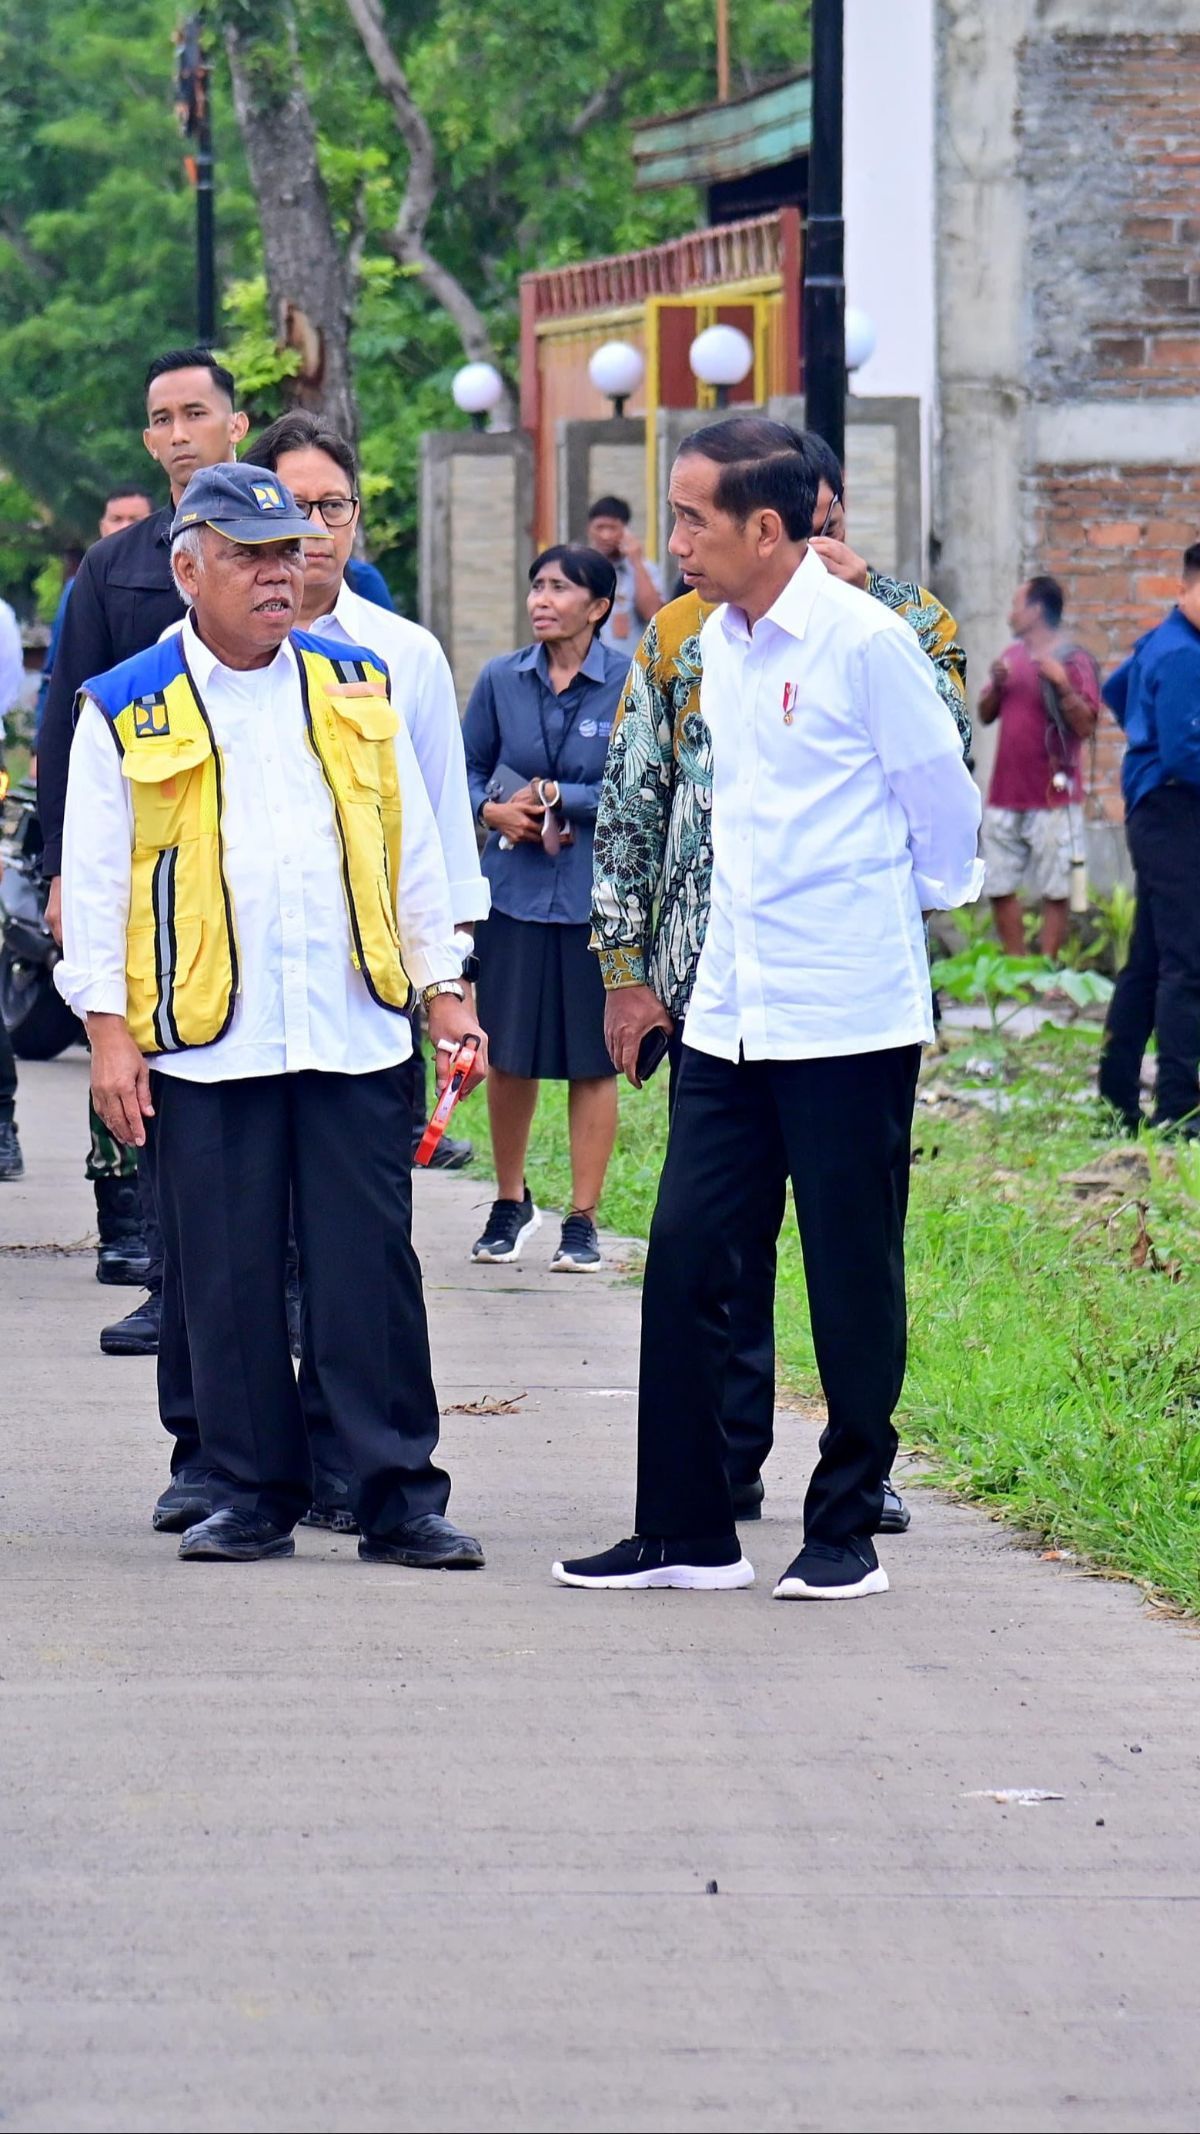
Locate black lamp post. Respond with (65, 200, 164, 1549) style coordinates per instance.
(175, 14, 216, 347)
(802, 0, 845, 465)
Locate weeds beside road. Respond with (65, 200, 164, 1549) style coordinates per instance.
(464, 1015, 1200, 1616)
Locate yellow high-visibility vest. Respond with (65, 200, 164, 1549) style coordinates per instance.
(83, 629, 409, 1055)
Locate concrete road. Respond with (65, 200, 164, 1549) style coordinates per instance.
(2, 1053, 1199, 2134)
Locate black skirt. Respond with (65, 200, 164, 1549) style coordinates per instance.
(475, 910, 616, 1081)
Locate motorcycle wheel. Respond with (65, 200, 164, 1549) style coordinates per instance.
(0, 948, 83, 1060)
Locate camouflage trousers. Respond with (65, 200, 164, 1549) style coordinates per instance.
(86, 1094, 138, 1181)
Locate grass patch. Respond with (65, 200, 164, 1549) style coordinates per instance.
(463, 1027, 1200, 1614)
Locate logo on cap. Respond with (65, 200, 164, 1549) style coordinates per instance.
(251, 481, 284, 512)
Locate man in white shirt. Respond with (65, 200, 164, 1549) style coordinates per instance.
(57, 463, 489, 1567)
(246, 409, 489, 1155)
(241, 411, 492, 1532)
(0, 594, 23, 728)
(555, 418, 983, 1602)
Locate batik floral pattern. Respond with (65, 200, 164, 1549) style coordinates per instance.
(591, 575, 970, 1019)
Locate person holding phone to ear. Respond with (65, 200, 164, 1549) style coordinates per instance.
(463, 544, 628, 1272)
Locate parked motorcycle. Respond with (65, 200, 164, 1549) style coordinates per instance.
(0, 778, 83, 1060)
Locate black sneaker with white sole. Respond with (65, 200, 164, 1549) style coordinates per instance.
(471, 1188, 540, 1263)
(550, 1211, 602, 1272)
(773, 1536, 889, 1601)
(552, 1534, 754, 1590)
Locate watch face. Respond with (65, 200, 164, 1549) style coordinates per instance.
(461, 954, 481, 983)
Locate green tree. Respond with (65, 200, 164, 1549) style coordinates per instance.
(0, 0, 808, 611)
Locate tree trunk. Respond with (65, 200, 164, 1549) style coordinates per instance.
(220, 2, 358, 441)
(342, 0, 516, 424)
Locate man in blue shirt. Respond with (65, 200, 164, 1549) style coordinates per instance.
(1099, 542, 1200, 1133)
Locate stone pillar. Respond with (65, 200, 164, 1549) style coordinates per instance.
(419, 431, 534, 710)
(557, 417, 649, 548)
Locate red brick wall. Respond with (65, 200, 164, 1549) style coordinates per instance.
(1032, 464, 1200, 818)
(1021, 34, 1200, 401)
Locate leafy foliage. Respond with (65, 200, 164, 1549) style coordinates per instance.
(0, 0, 807, 610)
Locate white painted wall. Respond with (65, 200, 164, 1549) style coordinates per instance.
(844, 0, 938, 432)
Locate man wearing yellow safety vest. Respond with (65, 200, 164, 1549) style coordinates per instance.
(55, 464, 489, 1567)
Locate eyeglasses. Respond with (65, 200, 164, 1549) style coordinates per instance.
(294, 495, 359, 528)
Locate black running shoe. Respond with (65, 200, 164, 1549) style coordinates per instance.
(471, 1188, 540, 1263)
(879, 1476, 911, 1533)
(552, 1534, 754, 1590)
(549, 1211, 602, 1272)
(773, 1536, 889, 1601)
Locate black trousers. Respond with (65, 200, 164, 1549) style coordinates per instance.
(1100, 786, 1200, 1129)
(1098, 872, 1157, 1129)
(150, 1066, 450, 1534)
(636, 1043, 920, 1547)
(0, 1007, 16, 1123)
(667, 1032, 779, 1484)
(147, 1044, 428, 1489)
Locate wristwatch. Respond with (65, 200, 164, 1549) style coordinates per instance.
(421, 980, 465, 1007)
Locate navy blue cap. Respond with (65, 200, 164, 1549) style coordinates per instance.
(170, 462, 331, 545)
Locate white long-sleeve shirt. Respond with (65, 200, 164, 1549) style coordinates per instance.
(686, 547, 984, 1064)
(0, 597, 23, 717)
(56, 614, 461, 1081)
(309, 582, 490, 927)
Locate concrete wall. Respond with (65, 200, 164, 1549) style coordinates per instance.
(844, 0, 938, 548)
(419, 432, 534, 710)
(935, 0, 1200, 822)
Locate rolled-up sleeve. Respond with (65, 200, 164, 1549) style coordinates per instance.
(390, 713, 461, 992)
(407, 638, 490, 924)
(863, 622, 984, 912)
(55, 696, 135, 1017)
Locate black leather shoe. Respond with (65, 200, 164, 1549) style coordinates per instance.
(731, 1474, 765, 1521)
(178, 1508, 295, 1561)
(152, 1470, 214, 1533)
(0, 1120, 24, 1181)
(359, 1513, 484, 1569)
(100, 1289, 161, 1356)
(879, 1477, 911, 1534)
(413, 1131, 474, 1171)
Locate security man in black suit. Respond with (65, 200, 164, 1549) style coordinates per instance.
(37, 347, 248, 1371)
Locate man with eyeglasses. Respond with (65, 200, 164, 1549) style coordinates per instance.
(590, 428, 970, 1535)
(245, 413, 488, 1166)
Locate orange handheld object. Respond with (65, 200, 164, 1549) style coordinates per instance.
(413, 1034, 481, 1167)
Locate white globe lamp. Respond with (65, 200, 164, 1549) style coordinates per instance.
(452, 361, 505, 431)
(688, 323, 755, 408)
(588, 340, 645, 418)
(844, 307, 877, 375)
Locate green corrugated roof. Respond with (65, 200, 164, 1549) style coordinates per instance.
(632, 73, 811, 191)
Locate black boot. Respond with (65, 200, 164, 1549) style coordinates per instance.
(93, 1176, 150, 1286)
(100, 1287, 161, 1356)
